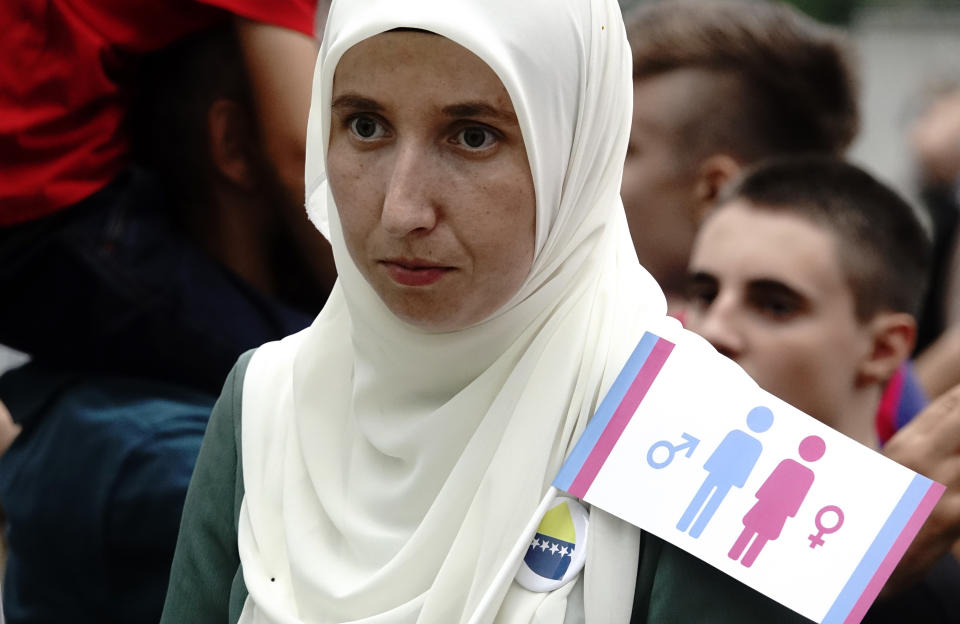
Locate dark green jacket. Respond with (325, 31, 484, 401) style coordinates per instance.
(160, 352, 814, 623)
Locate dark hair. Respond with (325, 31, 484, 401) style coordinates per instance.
(716, 156, 932, 320)
(624, 1, 859, 161)
(130, 25, 256, 206)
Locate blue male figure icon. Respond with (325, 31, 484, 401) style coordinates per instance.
(677, 406, 774, 538)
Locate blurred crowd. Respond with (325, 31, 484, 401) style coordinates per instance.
(2, 0, 960, 622)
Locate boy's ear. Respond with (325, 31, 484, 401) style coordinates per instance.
(857, 312, 917, 387)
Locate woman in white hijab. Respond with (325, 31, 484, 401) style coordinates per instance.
(161, 0, 807, 622)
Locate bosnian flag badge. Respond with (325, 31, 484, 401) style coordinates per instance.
(515, 496, 589, 592)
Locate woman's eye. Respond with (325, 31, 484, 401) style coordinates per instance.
(455, 127, 498, 150)
(348, 116, 386, 140)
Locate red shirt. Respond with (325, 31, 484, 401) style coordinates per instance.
(0, 0, 316, 226)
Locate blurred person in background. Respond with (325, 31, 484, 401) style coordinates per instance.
(909, 84, 960, 398)
(685, 156, 960, 622)
(0, 21, 336, 624)
(623, 0, 960, 609)
(0, 0, 333, 396)
(621, 0, 859, 315)
(622, 0, 926, 447)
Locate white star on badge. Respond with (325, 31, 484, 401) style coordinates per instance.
(513, 497, 589, 594)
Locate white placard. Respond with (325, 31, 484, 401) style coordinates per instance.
(554, 319, 943, 624)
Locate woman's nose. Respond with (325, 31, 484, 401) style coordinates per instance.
(381, 142, 439, 237)
(690, 294, 745, 361)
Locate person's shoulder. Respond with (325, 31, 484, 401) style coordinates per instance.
(0, 363, 216, 449)
(207, 0, 318, 37)
(864, 553, 960, 624)
(243, 329, 310, 397)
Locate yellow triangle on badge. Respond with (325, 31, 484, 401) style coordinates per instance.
(537, 501, 576, 543)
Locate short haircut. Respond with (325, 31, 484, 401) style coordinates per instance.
(625, 1, 859, 162)
(715, 156, 932, 320)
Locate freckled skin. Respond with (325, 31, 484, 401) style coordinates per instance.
(327, 32, 536, 332)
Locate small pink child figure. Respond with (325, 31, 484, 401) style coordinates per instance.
(728, 435, 826, 568)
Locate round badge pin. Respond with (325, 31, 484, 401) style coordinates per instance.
(515, 496, 589, 592)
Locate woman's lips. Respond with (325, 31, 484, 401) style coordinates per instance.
(380, 260, 454, 286)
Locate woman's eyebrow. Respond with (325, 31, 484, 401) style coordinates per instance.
(331, 94, 383, 112)
(442, 102, 518, 124)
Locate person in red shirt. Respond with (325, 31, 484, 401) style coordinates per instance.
(0, 20, 337, 624)
(0, 0, 334, 393)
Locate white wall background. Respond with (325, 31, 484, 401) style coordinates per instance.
(848, 7, 960, 201)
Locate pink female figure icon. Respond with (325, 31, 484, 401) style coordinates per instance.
(728, 435, 826, 568)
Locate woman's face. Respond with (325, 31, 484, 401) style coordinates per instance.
(328, 32, 536, 332)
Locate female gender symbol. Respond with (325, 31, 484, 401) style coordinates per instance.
(808, 505, 844, 548)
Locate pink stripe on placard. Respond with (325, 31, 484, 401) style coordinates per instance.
(844, 481, 945, 623)
(568, 338, 674, 498)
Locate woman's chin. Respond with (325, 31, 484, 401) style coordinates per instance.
(380, 296, 490, 333)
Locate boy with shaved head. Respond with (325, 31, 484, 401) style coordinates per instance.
(685, 156, 960, 621)
(622, 0, 858, 310)
(687, 157, 928, 448)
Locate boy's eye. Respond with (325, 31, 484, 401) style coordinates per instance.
(455, 127, 497, 150)
(743, 280, 806, 322)
(685, 279, 718, 309)
(349, 116, 386, 140)
(751, 294, 800, 320)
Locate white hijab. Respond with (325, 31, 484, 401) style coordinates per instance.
(237, 0, 667, 622)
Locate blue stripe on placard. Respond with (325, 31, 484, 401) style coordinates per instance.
(822, 474, 933, 624)
(553, 332, 660, 492)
